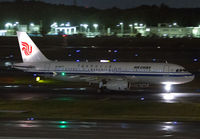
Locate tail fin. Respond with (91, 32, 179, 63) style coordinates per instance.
(17, 32, 49, 63)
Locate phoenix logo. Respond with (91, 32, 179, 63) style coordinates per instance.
(21, 42, 32, 56)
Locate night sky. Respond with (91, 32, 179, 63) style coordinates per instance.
(1, 0, 200, 9)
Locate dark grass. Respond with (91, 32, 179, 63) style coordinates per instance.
(1, 100, 200, 121)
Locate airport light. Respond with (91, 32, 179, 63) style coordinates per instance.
(4, 62, 12, 67)
(5, 23, 13, 28)
(119, 22, 124, 35)
(83, 24, 88, 33)
(82, 24, 88, 33)
(30, 23, 35, 26)
(59, 121, 68, 124)
(146, 28, 150, 32)
(114, 50, 118, 53)
(58, 125, 69, 128)
(173, 22, 177, 26)
(192, 28, 198, 36)
(80, 24, 83, 32)
(76, 50, 80, 53)
(93, 24, 98, 32)
(13, 22, 19, 27)
(65, 22, 70, 27)
(83, 24, 88, 29)
(129, 24, 133, 35)
(193, 58, 198, 62)
(152, 58, 156, 62)
(51, 22, 58, 28)
(93, 24, 98, 28)
(134, 23, 138, 26)
(60, 23, 65, 26)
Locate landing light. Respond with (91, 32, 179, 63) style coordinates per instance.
(165, 84, 172, 92)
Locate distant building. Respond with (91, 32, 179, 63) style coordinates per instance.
(1, 22, 41, 36)
(50, 22, 77, 35)
(55, 26, 77, 35)
(17, 25, 28, 32)
(0, 30, 7, 36)
(135, 23, 200, 38)
(28, 23, 40, 34)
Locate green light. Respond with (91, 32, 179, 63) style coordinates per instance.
(59, 125, 69, 128)
(61, 72, 66, 76)
(60, 121, 68, 124)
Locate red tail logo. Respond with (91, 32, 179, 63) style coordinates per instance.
(21, 42, 32, 56)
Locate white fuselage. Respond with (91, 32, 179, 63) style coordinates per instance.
(14, 61, 195, 85)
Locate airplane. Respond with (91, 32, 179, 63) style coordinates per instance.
(14, 32, 194, 92)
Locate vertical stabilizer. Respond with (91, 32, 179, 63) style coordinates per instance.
(17, 32, 49, 63)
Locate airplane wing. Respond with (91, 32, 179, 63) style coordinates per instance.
(45, 73, 130, 84)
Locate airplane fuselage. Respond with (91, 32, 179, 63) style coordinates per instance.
(14, 61, 194, 85)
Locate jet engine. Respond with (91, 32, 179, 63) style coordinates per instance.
(104, 80, 129, 91)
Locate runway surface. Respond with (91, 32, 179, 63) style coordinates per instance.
(0, 120, 200, 138)
(1, 84, 200, 103)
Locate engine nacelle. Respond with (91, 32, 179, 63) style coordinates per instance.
(105, 80, 129, 91)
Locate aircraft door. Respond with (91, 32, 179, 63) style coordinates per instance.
(44, 63, 50, 71)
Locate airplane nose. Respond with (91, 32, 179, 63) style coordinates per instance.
(189, 73, 195, 82)
(191, 74, 195, 81)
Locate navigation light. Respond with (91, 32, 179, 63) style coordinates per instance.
(36, 77, 40, 82)
(61, 72, 66, 76)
